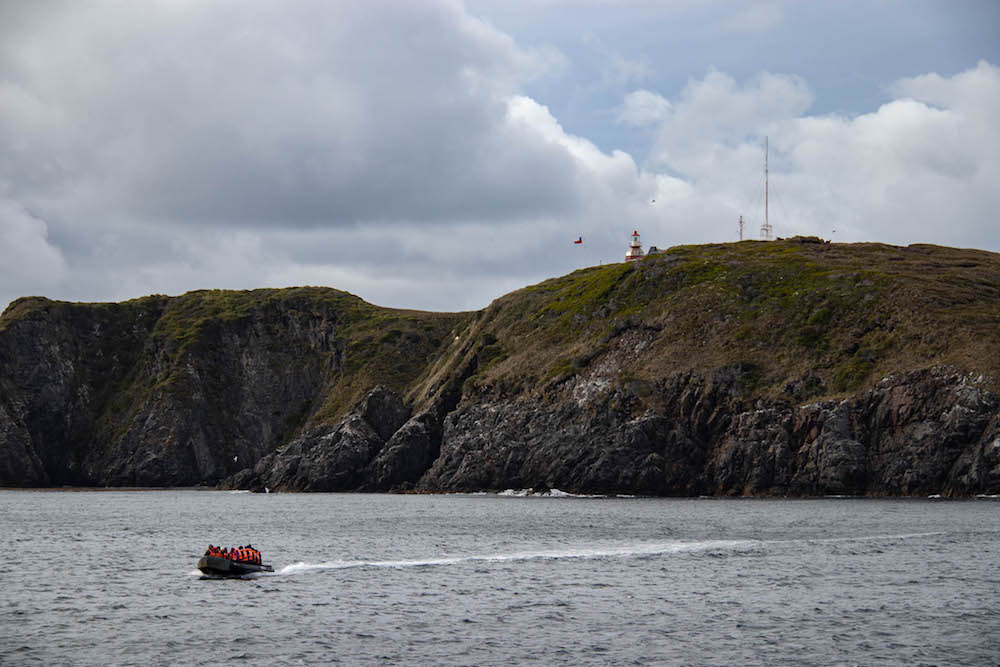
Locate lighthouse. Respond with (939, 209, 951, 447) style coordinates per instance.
(625, 230, 644, 262)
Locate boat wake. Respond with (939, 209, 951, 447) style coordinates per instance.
(257, 530, 948, 578)
(267, 539, 759, 576)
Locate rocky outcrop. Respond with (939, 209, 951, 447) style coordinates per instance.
(223, 386, 412, 491)
(0, 289, 466, 487)
(412, 366, 997, 497)
(218, 366, 999, 497)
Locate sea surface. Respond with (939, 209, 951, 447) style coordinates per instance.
(1, 490, 998, 666)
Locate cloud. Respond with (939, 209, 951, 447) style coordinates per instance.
(719, 3, 784, 34)
(0, 1, 997, 314)
(0, 0, 570, 230)
(637, 61, 1000, 248)
(0, 202, 67, 306)
(618, 90, 671, 126)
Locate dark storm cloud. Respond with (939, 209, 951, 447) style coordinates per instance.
(1, 0, 576, 228)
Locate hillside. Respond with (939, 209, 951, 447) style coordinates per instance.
(0, 287, 469, 486)
(2, 239, 998, 495)
(419, 238, 998, 402)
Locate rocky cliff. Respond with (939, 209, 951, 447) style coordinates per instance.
(2, 240, 999, 495)
(0, 288, 467, 487)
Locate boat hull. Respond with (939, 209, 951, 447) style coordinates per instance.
(197, 554, 274, 577)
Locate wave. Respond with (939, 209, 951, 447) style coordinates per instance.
(497, 488, 606, 498)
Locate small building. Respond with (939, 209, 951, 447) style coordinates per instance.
(647, 246, 661, 255)
(625, 230, 644, 262)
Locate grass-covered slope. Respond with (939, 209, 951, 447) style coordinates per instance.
(415, 239, 1000, 408)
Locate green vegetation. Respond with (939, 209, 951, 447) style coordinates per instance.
(413, 239, 1000, 406)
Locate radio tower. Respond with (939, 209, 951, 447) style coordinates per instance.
(760, 136, 773, 241)
(739, 214, 744, 241)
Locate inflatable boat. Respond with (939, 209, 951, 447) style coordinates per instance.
(197, 554, 274, 577)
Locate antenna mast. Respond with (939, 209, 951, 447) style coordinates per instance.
(761, 136, 773, 241)
(739, 214, 744, 241)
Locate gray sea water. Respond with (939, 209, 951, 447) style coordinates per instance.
(1, 490, 998, 666)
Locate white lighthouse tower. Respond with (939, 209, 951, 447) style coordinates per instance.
(625, 230, 644, 262)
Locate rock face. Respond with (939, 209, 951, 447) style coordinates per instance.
(415, 366, 999, 496)
(218, 366, 999, 497)
(224, 386, 412, 492)
(0, 289, 465, 487)
(3, 241, 1000, 496)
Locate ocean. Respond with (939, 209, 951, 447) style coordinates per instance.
(2, 490, 998, 666)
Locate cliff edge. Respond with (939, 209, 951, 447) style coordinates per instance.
(2, 240, 998, 495)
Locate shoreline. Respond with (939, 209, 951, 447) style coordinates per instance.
(2, 485, 998, 500)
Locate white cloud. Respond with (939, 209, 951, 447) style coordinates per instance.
(618, 90, 672, 126)
(641, 61, 1000, 248)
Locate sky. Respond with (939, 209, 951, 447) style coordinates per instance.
(2, 0, 999, 313)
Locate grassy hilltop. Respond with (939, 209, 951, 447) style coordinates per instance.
(415, 238, 1000, 409)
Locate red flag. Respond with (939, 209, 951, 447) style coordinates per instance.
(573, 236, 583, 244)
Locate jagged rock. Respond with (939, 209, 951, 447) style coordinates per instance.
(413, 367, 998, 497)
(222, 386, 410, 491)
(368, 410, 441, 490)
